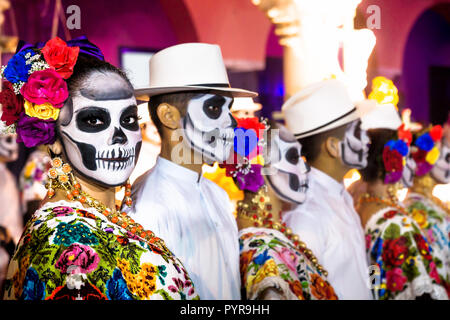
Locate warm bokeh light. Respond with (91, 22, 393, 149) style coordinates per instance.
(368, 76, 399, 108)
(433, 183, 450, 204)
(343, 169, 361, 189)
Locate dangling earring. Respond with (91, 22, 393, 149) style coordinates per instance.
(46, 157, 80, 201)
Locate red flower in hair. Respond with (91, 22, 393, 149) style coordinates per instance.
(429, 125, 443, 142)
(0, 81, 24, 125)
(398, 124, 412, 146)
(41, 37, 80, 79)
(382, 147, 403, 173)
(236, 117, 266, 139)
(412, 148, 427, 163)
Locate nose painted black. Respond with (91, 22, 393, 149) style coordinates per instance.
(112, 127, 127, 144)
(229, 114, 237, 129)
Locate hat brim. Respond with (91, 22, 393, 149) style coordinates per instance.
(292, 108, 360, 139)
(134, 86, 258, 101)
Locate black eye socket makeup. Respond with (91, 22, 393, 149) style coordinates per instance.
(76, 107, 111, 133)
(353, 120, 362, 140)
(120, 105, 139, 131)
(286, 147, 300, 165)
(203, 95, 226, 119)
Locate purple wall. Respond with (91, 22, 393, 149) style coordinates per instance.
(9, 0, 179, 66)
(402, 8, 450, 123)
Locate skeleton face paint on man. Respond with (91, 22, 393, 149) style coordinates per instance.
(402, 150, 417, 188)
(181, 93, 236, 163)
(266, 126, 310, 205)
(339, 120, 370, 169)
(0, 132, 18, 163)
(431, 142, 450, 184)
(58, 71, 142, 187)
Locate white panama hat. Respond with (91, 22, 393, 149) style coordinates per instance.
(230, 97, 262, 112)
(134, 43, 257, 101)
(360, 101, 402, 130)
(282, 79, 361, 139)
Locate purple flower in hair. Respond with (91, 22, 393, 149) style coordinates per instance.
(16, 112, 56, 147)
(415, 161, 433, 176)
(384, 171, 402, 184)
(235, 164, 265, 193)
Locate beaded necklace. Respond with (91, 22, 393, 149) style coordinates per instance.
(237, 187, 328, 277)
(46, 157, 173, 258)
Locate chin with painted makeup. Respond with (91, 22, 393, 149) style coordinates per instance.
(1, 37, 199, 300)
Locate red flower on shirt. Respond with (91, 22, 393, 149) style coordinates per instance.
(413, 233, 432, 261)
(381, 236, 408, 267)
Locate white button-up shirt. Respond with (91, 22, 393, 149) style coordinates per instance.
(127, 157, 241, 300)
(282, 167, 373, 300)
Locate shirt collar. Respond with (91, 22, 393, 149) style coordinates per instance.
(310, 167, 346, 196)
(156, 156, 202, 184)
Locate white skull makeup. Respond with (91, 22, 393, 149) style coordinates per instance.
(339, 120, 370, 169)
(0, 133, 18, 162)
(266, 126, 310, 205)
(58, 72, 142, 187)
(431, 142, 450, 184)
(181, 93, 236, 163)
(402, 151, 417, 188)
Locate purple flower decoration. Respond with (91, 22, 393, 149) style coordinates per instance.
(16, 112, 56, 147)
(235, 164, 265, 193)
(52, 206, 74, 216)
(384, 171, 402, 184)
(416, 161, 433, 176)
(104, 227, 114, 233)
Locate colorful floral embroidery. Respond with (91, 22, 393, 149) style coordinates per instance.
(3, 201, 200, 300)
(366, 207, 448, 300)
(240, 228, 337, 300)
(404, 195, 450, 298)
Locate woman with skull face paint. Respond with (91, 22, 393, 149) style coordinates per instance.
(224, 118, 337, 300)
(356, 105, 448, 300)
(1, 37, 198, 300)
(403, 121, 450, 297)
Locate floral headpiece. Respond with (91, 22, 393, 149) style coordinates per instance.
(220, 117, 268, 193)
(0, 36, 103, 148)
(382, 126, 410, 184)
(411, 125, 443, 176)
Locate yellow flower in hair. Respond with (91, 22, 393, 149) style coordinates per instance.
(24, 100, 60, 120)
(369, 76, 399, 107)
(425, 146, 440, 165)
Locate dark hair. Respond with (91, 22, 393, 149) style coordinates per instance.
(58, 54, 133, 126)
(359, 128, 397, 183)
(298, 123, 348, 163)
(148, 90, 226, 139)
(66, 54, 132, 92)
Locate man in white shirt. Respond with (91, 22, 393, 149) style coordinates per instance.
(127, 43, 257, 299)
(281, 80, 374, 299)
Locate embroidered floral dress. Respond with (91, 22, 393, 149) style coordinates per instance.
(2, 200, 199, 300)
(404, 193, 450, 296)
(239, 227, 338, 300)
(365, 206, 448, 300)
